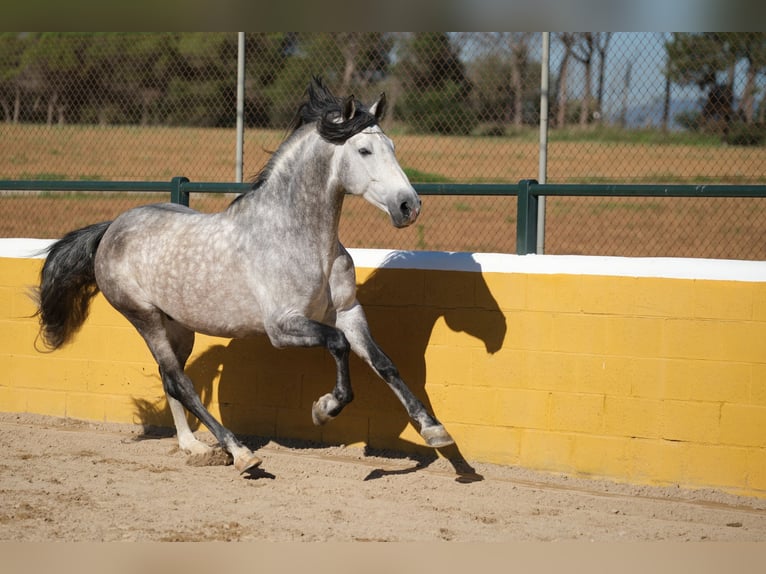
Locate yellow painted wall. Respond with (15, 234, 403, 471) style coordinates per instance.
(2, 255, 766, 497)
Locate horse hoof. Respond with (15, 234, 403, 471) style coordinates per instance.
(311, 393, 339, 426)
(421, 425, 455, 448)
(234, 453, 263, 474)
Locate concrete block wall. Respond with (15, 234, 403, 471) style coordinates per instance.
(2, 243, 765, 497)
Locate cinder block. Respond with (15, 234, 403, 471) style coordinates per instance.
(578, 276, 627, 316)
(368, 415, 425, 453)
(605, 316, 664, 358)
(502, 310, 554, 352)
(477, 272, 525, 312)
(360, 268, 425, 307)
(65, 392, 106, 421)
(87, 360, 160, 397)
(1, 258, 40, 288)
(320, 412, 369, 447)
(105, 393, 158, 425)
(752, 285, 766, 321)
(693, 280, 755, 321)
(664, 319, 766, 364)
(275, 407, 322, 443)
(9, 287, 39, 321)
(424, 344, 472, 386)
(746, 447, 766, 492)
(629, 277, 696, 318)
(573, 355, 638, 396)
(721, 403, 766, 448)
(0, 320, 38, 356)
(9, 354, 80, 391)
(627, 437, 686, 485)
(571, 434, 631, 478)
(24, 388, 67, 417)
(524, 350, 579, 392)
(469, 347, 524, 389)
(519, 429, 574, 473)
(448, 422, 522, 466)
(0, 386, 28, 412)
(548, 392, 604, 434)
(604, 396, 663, 439)
(525, 273, 582, 313)
(657, 359, 751, 403)
(425, 269, 476, 309)
(750, 366, 766, 406)
(684, 443, 749, 489)
(430, 384, 496, 426)
(551, 313, 609, 355)
(220, 403, 277, 437)
(660, 400, 721, 444)
(493, 388, 550, 429)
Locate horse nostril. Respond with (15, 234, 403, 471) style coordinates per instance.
(400, 201, 411, 216)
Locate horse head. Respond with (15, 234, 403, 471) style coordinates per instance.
(298, 77, 421, 229)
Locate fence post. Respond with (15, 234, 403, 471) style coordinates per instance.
(517, 179, 539, 255)
(170, 176, 190, 206)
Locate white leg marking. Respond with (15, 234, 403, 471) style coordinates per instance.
(168, 395, 213, 455)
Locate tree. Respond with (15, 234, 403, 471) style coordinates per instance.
(394, 33, 475, 134)
(722, 32, 766, 124)
(571, 33, 595, 127)
(0, 32, 28, 123)
(665, 33, 739, 133)
(553, 33, 575, 128)
(19, 33, 92, 125)
(594, 32, 612, 121)
(465, 32, 540, 132)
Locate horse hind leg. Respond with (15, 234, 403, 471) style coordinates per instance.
(163, 317, 219, 459)
(132, 310, 262, 473)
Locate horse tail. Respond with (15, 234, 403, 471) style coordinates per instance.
(34, 221, 113, 351)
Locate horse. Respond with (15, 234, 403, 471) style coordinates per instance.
(33, 77, 454, 475)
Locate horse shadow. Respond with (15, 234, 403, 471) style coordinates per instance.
(135, 251, 507, 482)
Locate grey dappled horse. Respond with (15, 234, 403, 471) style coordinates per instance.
(34, 77, 454, 474)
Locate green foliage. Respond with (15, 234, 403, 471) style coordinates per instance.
(724, 123, 766, 146)
(393, 33, 477, 135)
(396, 81, 477, 135)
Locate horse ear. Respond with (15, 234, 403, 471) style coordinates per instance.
(370, 92, 387, 121)
(342, 95, 356, 121)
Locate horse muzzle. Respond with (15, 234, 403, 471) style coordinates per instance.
(390, 189, 421, 228)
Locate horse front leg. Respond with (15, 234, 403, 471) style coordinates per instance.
(336, 304, 454, 448)
(265, 314, 355, 426)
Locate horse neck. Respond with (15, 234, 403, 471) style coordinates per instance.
(230, 129, 345, 251)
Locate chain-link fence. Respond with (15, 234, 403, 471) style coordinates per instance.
(1, 33, 765, 258)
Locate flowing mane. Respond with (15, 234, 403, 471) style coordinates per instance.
(234, 76, 380, 203)
(289, 76, 379, 144)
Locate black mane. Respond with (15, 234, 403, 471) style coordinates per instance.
(231, 77, 377, 204)
(289, 76, 379, 144)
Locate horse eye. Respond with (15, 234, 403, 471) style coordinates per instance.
(359, 147, 372, 156)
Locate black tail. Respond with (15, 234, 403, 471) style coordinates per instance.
(34, 221, 112, 351)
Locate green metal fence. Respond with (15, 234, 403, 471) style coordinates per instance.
(4, 178, 765, 258)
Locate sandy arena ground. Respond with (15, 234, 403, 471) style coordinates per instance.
(1, 411, 764, 542)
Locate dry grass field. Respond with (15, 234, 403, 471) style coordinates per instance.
(2, 124, 765, 258)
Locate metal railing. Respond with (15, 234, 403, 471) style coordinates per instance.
(2, 178, 766, 257)
(516, 180, 766, 255)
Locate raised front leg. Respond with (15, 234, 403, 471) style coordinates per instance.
(336, 303, 454, 448)
(265, 314, 355, 426)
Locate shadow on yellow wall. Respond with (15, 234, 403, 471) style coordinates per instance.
(132, 252, 507, 481)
